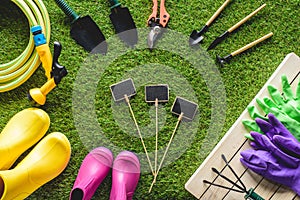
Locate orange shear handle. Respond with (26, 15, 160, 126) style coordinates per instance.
(147, 0, 158, 23)
(159, 0, 169, 27)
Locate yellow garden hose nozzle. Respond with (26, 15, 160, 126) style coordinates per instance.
(31, 25, 52, 80)
(28, 42, 68, 106)
(28, 78, 56, 105)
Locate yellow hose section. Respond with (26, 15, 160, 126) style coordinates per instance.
(0, 0, 51, 92)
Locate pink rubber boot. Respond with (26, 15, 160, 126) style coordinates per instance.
(70, 147, 113, 200)
(110, 151, 140, 200)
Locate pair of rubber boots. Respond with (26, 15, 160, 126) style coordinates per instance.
(0, 108, 71, 200)
(70, 147, 140, 200)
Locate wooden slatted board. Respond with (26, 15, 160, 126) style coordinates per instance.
(185, 53, 300, 200)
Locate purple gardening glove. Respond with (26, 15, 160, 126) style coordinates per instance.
(240, 114, 300, 195)
(249, 113, 300, 153)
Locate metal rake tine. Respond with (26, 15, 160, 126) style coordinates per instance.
(221, 154, 247, 191)
(203, 180, 245, 193)
(211, 167, 246, 192)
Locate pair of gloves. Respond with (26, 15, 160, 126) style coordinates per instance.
(240, 75, 300, 196)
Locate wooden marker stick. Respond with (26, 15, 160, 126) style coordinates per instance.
(155, 98, 159, 176)
(144, 84, 169, 178)
(125, 95, 154, 175)
(149, 112, 184, 193)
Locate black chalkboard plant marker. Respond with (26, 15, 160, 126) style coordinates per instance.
(145, 84, 169, 178)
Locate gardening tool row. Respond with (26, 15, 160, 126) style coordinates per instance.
(189, 0, 273, 66)
(55, 0, 273, 67)
(54, 0, 170, 52)
(1, 0, 274, 97)
(54, 0, 137, 54)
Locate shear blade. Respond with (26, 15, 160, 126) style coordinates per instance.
(147, 26, 161, 49)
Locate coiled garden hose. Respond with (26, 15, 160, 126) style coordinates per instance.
(0, 0, 51, 92)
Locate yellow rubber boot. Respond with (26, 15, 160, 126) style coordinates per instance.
(0, 132, 71, 200)
(0, 108, 50, 170)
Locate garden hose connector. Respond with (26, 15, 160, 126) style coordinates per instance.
(28, 42, 68, 106)
(31, 25, 52, 80)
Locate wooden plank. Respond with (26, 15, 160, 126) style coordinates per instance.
(253, 179, 280, 199)
(270, 185, 296, 200)
(201, 143, 250, 199)
(185, 53, 300, 199)
(293, 194, 300, 200)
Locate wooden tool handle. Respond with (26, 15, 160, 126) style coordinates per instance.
(231, 32, 273, 56)
(160, 0, 170, 27)
(206, 0, 231, 26)
(228, 4, 266, 33)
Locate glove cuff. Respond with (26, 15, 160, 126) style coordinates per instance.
(292, 184, 300, 196)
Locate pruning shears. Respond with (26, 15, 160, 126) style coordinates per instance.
(147, 0, 170, 50)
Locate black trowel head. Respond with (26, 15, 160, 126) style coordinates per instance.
(70, 15, 107, 54)
(109, 6, 138, 47)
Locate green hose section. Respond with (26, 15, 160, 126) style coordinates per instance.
(0, 0, 51, 92)
(54, 0, 80, 23)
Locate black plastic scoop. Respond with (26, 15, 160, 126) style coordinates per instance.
(54, 0, 107, 54)
(108, 0, 138, 47)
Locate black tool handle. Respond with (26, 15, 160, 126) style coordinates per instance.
(52, 42, 68, 84)
(54, 0, 80, 22)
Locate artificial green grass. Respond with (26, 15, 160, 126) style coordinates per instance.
(0, 0, 300, 199)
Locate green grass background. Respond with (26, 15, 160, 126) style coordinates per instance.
(0, 0, 300, 199)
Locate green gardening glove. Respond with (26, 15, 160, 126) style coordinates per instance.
(243, 74, 300, 141)
(264, 74, 300, 121)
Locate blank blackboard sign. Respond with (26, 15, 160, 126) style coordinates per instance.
(145, 84, 169, 102)
(171, 97, 198, 120)
(110, 78, 136, 101)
